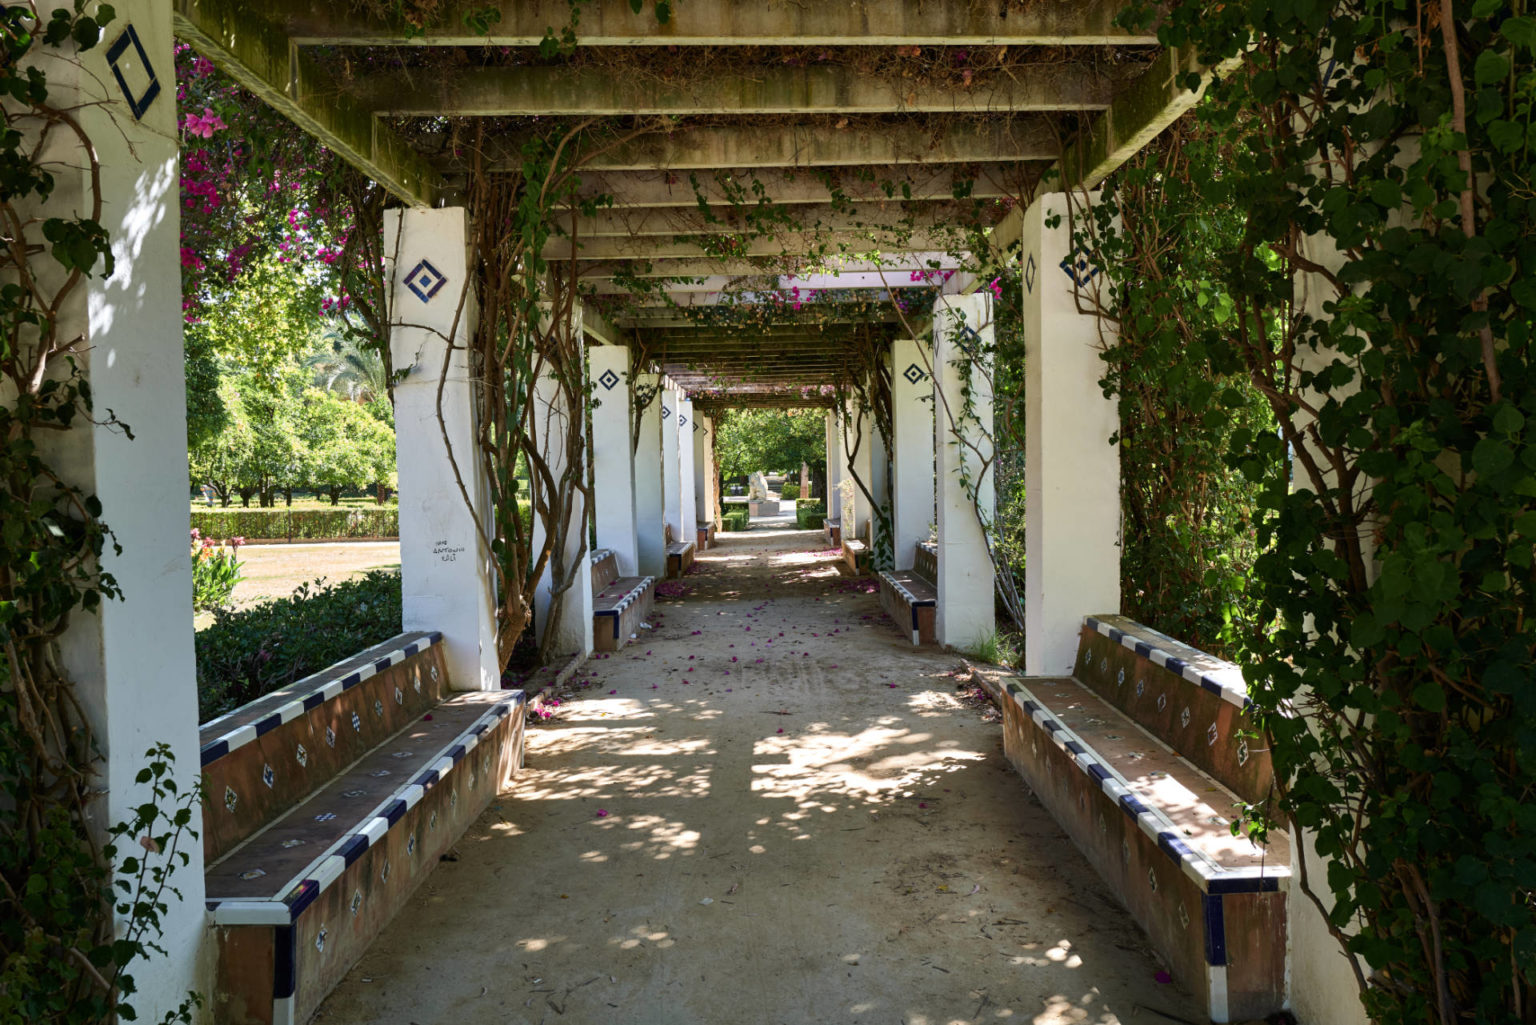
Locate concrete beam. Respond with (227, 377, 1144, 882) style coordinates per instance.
(548, 228, 973, 261)
(352, 63, 1112, 117)
(173, 0, 442, 206)
(272, 0, 1157, 46)
(579, 302, 626, 346)
(579, 253, 965, 278)
(557, 201, 998, 239)
(499, 119, 1058, 172)
(568, 166, 1025, 209)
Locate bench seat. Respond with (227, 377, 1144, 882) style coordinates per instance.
(823, 518, 842, 547)
(207, 686, 525, 1025)
(988, 615, 1289, 1023)
(593, 575, 655, 651)
(841, 536, 869, 573)
(878, 570, 936, 645)
(665, 541, 695, 579)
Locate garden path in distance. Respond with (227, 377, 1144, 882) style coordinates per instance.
(314, 526, 1200, 1025)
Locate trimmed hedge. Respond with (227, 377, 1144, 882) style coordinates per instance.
(796, 501, 826, 530)
(195, 570, 404, 721)
(721, 509, 750, 531)
(779, 482, 800, 500)
(191, 507, 398, 541)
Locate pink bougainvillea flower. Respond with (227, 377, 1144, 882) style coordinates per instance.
(609, 689, 616, 694)
(596, 809, 609, 818)
(777, 728, 784, 734)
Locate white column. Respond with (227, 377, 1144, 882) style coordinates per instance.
(679, 397, 698, 543)
(932, 292, 997, 649)
(891, 337, 936, 570)
(661, 385, 682, 542)
(590, 346, 639, 574)
(847, 406, 875, 542)
(42, 6, 203, 1013)
(824, 411, 842, 522)
(1021, 192, 1121, 675)
(694, 412, 713, 527)
(388, 207, 500, 693)
(634, 374, 666, 576)
(530, 308, 594, 658)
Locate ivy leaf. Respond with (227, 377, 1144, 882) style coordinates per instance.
(629, 0, 643, 10)
(1411, 680, 1446, 712)
(1488, 119, 1526, 153)
(655, 1, 672, 23)
(1501, 15, 1536, 51)
(1472, 437, 1514, 477)
(1474, 50, 1510, 86)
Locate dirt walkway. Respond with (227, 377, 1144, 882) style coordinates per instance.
(315, 527, 1201, 1025)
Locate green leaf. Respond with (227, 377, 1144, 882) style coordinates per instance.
(1501, 15, 1536, 51)
(1474, 49, 1510, 86)
(1472, 437, 1514, 476)
(629, 0, 643, 10)
(1411, 679, 1446, 712)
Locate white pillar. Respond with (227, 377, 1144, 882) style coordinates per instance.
(661, 385, 682, 542)
(847, 406, 875, 542)
(679, 397, 698, 543)
(530, 308, 594, 658)
(388, 207, 500, 693)
(694, 412, 713, 526)
(42, 6, 204, 1013)
(891, 337, 936, 570)
(1021, 192, 1121, 675)
(590, 346, 639, 574)
(932, 292, 997, 649)
(824, 411, 842, 522)
(634, 374, 666, 576)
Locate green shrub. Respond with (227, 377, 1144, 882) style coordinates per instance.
(721, 509, 750, 531)
(195, 570, 404, 721)
(190, 507, 399, 541)
(779, 482, 800, 500)
(796, 501, 826, 530)
(191, 533, 244, 612)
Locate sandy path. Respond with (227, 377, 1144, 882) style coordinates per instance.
(314, 526, 1200, 1025)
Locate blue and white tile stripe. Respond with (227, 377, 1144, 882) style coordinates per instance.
(205, 692, 524, 924)
(590, 547, 615, 566)
(594, 576, 656, 640)
(1083, 615, 1250, 710)
(198, 632, 444, 767)
(877, 570, 935, 645)
(1000, 678, 1287, 897)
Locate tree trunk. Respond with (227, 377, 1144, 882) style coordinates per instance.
(329, 486, 342, 506)
(239, 487, 254, 508)
(283, 487, 293, 506)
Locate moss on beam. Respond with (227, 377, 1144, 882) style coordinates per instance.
(174, 0, 442, 207)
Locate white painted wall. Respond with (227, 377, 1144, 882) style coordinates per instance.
(679, 396, 698, 542)
(891, 337, 936, 570)
(824, 411, 842, 522)
(1020, 192, 1121, 677)
(661, 385, 681, 541)
(590, 345, 639, 574)
(37, 5, 207, 1014)
(634, 374, 666, 576)
(529, 308, 593, 658)
(694, 412, 712, 524)
(932, 292, 996, 649)
(847, 405, 875, 543)
(387, 207, 501, 693)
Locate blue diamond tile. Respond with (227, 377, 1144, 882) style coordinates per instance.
(598, 368, 620, 391)
(1024, 253, 1037, 294)
(661, 405, 672, 419)
(106, 25, 160, 120)
(678, 414, 687, 427)
(405, 259, 448, 303)
(903, 362, 925, 385)
(1059, 250, 1100, 287)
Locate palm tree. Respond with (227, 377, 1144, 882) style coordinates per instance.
(304, 330, 389, 404)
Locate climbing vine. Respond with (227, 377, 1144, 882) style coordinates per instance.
(1, 6, 198, 1023)
(1093, 1, 1536, 1020)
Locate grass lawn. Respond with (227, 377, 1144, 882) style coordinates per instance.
(194, 541, 400, 631)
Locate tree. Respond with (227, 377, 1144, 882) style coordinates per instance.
(304, 330, 388, 403)
(714, 408, 826, 482)
(299, 389, 395, 505)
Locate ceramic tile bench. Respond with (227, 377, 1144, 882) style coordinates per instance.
(990, 615, 1288, 1023)
(823, 518, 842, 547)
(878, 541, 937, 645)
(665, 541, 695, 579)
(201, 632, 526, 1025)
(590, 547, 655, 652)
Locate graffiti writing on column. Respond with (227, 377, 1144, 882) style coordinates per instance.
(433, 539, 466, 562)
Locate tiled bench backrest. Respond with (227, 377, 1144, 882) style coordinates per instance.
(591, 548, 619, 591)
(198, 632, 447, 864)
(914, 543, 938, 587)
(1074, 615, 1273, 805)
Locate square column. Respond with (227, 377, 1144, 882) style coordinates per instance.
(44, 5, 205, 1012)
(847, 406, 875, 542)
(678, 397, 698, 544)
(590, 346, 639, 575)
(933, 292, 997, 649)
(1021, 192, 1121, 675)
(661, 385, 682, 542)
(387, 207, 500, 692)
(891, 337, 936, 570)
(530, 308, 594, 658)
(824, 411, 842, 522)
(634, 374, 666, 576)
(694, 413, 714, 528)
